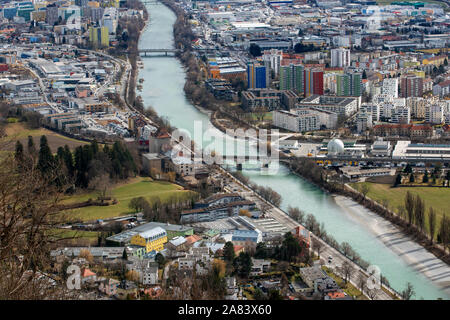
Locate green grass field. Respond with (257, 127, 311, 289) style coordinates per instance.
(1, 122, 88, 152)
(351, 182, 450, 236)
(63, 177, 197, 222)
(48, 229, 101, 245)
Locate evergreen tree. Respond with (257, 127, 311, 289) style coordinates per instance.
(122, 248, 128, 260)
(394, 174, 402, 187)
(63, 145, 74, 177)
(15, 140, 24, 163)
(37, 135, 54, 174)
(223, 241, 235, 263)
(422, 171, 429, 183)
(27, 135, 36, 155)
(234, 252, 252, 278)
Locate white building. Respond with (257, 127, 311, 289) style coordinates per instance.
(391, 106, 411, 124)
(330, 48, 351, 68)
(360, 103, 380, 122)
(273, 107, 337, 133)
(102, 7, 118, 35)
(425, 104, 444, 124)
(262, 49, 283, 76)
(356, 111, 373, 133)
(382, 78, 399, 98)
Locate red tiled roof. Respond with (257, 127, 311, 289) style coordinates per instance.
(81, 268, 96, 278)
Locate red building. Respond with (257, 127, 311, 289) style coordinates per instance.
(304, 68, 324, 96)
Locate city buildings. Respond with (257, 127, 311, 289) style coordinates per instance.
(297, 95, 358, 116)
(180, 193, 259, 224)
(304, 68, 324, 96)
(279, 63, 304, 94)
(247, 62, 269, 89)
(400, 75, 423, 98)
(273, 107, 337, 132)
(330, 48, 350, 68)
(336, 73, 362, 97)
(130, 227, 168, 253)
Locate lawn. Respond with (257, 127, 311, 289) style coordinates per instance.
(350, 182, 450, 235)
(62, 177, 197, 222)
(1, 122, 88, 152)
(48, 228, 101, 245)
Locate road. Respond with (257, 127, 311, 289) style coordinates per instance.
(218, 166, 398, 300)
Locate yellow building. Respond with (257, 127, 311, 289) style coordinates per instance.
(130, 227, 168, 253)
(88, 1, 100, 8)
(89, 26, 109, 47)
(422, 55, 446, 67)
(31, 11, 46, 22)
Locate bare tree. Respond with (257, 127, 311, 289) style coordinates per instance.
(405, 191, 415, 225)
(414, 195, 425, 233)
(0, 153, 68, 299)
(428, 207, 436, 244)
(357, 273, 367, 296)
(311, 238, 324, 259)
(341, 261, 355, 284)
(366, 287, 377, 300)
(401, 282, 415, 300)
(360, 183, 371, 201)
(88, 173, 112, 203)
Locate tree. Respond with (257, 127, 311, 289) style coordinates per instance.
(253, 287, 266, 300)
(255, 242, 268, 259)
(126, 270, 139, 282)
(15, 140, 24, 164)
(357, 273, 367, 296)
(422, 170, 429, 183)
(268, 289, 283, 300)
(122, 248, 128, 260)
(223, 241, 235, 263)
(249, 43, 262, 57)
(414, 195, 425, 232)
(88, 173, 111, 203)
(37, 135, 54, 175)
(405, 191, 415, 225)
(366, 288, 377, 300)
(0, 150, 74, 299)
(288, 206, 305, 224)
(155, 253, 166, 268)
(79, 249, 94, 264)
(439, 214, 449, 253)
(234, 252, 252, 278)
(401, 282, 415, 300)
(279, 232, 302, 262)
(129, 197, 148, 213)
(311, 238, 324, 259)
(360, 183, 371, 200)
(341, 261, 355, 284)
(428, 207, 436, 244)
(27, 135, 36, 156)
(394, 173, 402, 187)
(404, 164, 412, 174)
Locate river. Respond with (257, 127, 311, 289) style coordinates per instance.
(137, 2, 449, 299)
